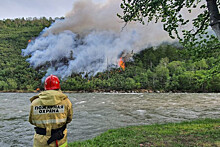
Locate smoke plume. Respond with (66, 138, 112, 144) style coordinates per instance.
(22, 0, 173, 81)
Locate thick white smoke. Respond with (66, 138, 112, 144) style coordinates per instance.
(22, 0, 173, 81)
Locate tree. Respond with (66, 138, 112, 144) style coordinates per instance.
(118, 0, 220, 44)
(6, 78, 17, 90)
(195, 58, 208, 70)
(0, 81, 8, 91)
(207, 0, 220, 39)
(155, 63, 170, 89)
(124, 77, 137, 90)
(168, 61, 186, 75)
(178, 71, 195, 91)
(146, 69, 158, 89)
(134, 72, 149, 88)
(208, 73, 220, 91)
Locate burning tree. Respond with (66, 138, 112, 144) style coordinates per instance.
(118, 57, 125, 70)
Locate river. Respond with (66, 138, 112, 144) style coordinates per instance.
(0, 92, 220, 146)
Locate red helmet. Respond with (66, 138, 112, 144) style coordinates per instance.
(44, 75, 61, 90)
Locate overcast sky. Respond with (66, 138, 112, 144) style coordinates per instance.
(0, 0, 105, 20)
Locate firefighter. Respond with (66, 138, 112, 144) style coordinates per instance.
(29, 75, 73, 147)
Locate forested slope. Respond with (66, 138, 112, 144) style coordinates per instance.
(61, 45, 220, 92)
(0, 18, 52, 91)
(0, 18, 219, 92)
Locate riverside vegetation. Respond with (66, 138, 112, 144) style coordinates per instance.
(69, 118, 220, 147)
(0, 18, 219, 92)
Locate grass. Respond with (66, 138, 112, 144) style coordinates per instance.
(69, 118, 220, 147)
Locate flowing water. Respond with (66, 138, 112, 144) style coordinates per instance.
(0, 92, 220, 147)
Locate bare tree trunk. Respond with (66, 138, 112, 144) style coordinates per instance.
(206, 0, 220, 40)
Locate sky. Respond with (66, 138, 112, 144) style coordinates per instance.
(0, 0, 105, 20)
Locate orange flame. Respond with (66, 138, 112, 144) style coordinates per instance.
(118, 57, 125, 70)
(28, 40, 31, 43)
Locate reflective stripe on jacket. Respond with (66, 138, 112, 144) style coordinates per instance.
(29, 90, 73, 147)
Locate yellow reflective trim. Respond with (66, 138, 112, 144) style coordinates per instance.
(32, 118, 67, 124)
(59, 141, 68, 147)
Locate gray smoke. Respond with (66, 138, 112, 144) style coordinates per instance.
(22, 0, 173, 81)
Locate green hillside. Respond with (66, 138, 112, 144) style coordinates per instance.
(0, 18, 219, 92)
(0, 18, 52, 91)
